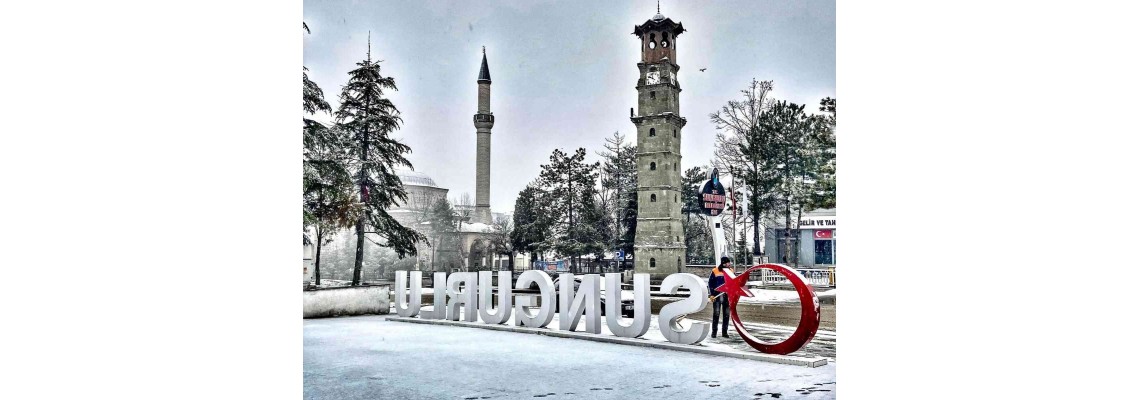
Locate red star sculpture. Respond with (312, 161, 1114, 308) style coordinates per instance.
(714, 269, 754, 300)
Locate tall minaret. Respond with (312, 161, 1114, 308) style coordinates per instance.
(632, 7, 686, 280)
(473, 47, 495, 225)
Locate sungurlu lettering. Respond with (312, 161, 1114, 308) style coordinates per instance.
(394, 270, 704, 344)
(393, 267, 820, 354)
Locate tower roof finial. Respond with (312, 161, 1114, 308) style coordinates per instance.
(367, 31, 371, 61)
(658, 0, 661, 14)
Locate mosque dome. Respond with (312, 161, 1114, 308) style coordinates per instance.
(395, 168, 439, 188)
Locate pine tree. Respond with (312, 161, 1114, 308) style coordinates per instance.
(596, 132, 638, 258)
(681, 166, 707, 219)
(334, 35, 426, 285)
(511, 182, 552, 263)
(684, 216, 714, 265)
(761, 99, 834, 265)
(809, 98, 837, 210)
(488, 214, 514, 271)
(303, 22, 355, 286)
(425, 197, 460, 273)
(537, 148, 601, 273)
(680, 165, 713, 264)
(577, 183, 610, 262)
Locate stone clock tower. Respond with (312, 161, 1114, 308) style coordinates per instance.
(631, 7, 686, 280)
(473, 47, 494, 225)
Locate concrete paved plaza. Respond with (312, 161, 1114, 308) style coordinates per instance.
(304, 316, 836, 399)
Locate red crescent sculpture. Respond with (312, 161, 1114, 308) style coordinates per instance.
(715, 263, 820, 355)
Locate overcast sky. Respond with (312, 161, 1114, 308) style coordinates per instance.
(303, 0, 835, 213)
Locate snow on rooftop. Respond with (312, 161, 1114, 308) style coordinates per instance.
(459, 222, 493, 233)
(394, 168, 439, 188)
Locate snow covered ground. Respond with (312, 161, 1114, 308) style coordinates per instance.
(304, 316, 836, 399)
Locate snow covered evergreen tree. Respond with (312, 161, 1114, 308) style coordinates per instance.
(334, 35, 426, 285)
(303, 22, 355, 285)
(597, 132, 638, 259)
(426, 197, 461, 273)
(680, 166, 707, 219)
(511, 182, 552, 263)
(537, 148, 602, 272)
(808, 97, 836, 210)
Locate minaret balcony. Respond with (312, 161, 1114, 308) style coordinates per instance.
(473, 113, 495, 128)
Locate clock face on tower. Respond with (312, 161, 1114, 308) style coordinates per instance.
(646, 70, 661, 85)
(645, 70, 675, 86)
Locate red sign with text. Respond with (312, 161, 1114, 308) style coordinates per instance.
(814, 230, 833, 239)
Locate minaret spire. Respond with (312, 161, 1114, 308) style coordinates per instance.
(658, 1, 661, 14)
(478, 46, 491, 82)
(366, 31, 372, 62)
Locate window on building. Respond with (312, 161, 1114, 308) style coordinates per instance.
(650, 258, 656, 269)
(649, 128, 656, 137)
(650, 194, 657, 202)
(650, 91, 656, 99)
(650, 162, 656, 170)
(815, 238, 834, 265)
(677, 257, 681, 269)
(673, 129, 677, 138)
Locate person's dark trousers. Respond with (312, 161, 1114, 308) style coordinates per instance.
(711, 295, 730, 338)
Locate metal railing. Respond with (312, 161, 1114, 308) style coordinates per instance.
(684, 264, 837, 288)
(750, 267, 835, 288)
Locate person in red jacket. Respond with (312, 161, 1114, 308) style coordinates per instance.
(707, 256, 733, 338)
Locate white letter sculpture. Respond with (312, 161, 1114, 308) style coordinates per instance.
(394, 270, 422, 317)
(478, 270, 512, 324)
(559, 274, 601, 334)
(658, 273, 711, 345)
(421, 272, 448, 320)
(605, 273, 651, 338)
(446, 272, 479, 322)
(514, 270, 555, 328)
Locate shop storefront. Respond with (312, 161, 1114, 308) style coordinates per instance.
(763, 208, 836, 268)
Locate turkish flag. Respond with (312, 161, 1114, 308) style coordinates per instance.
(814, 230, 833, 239)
